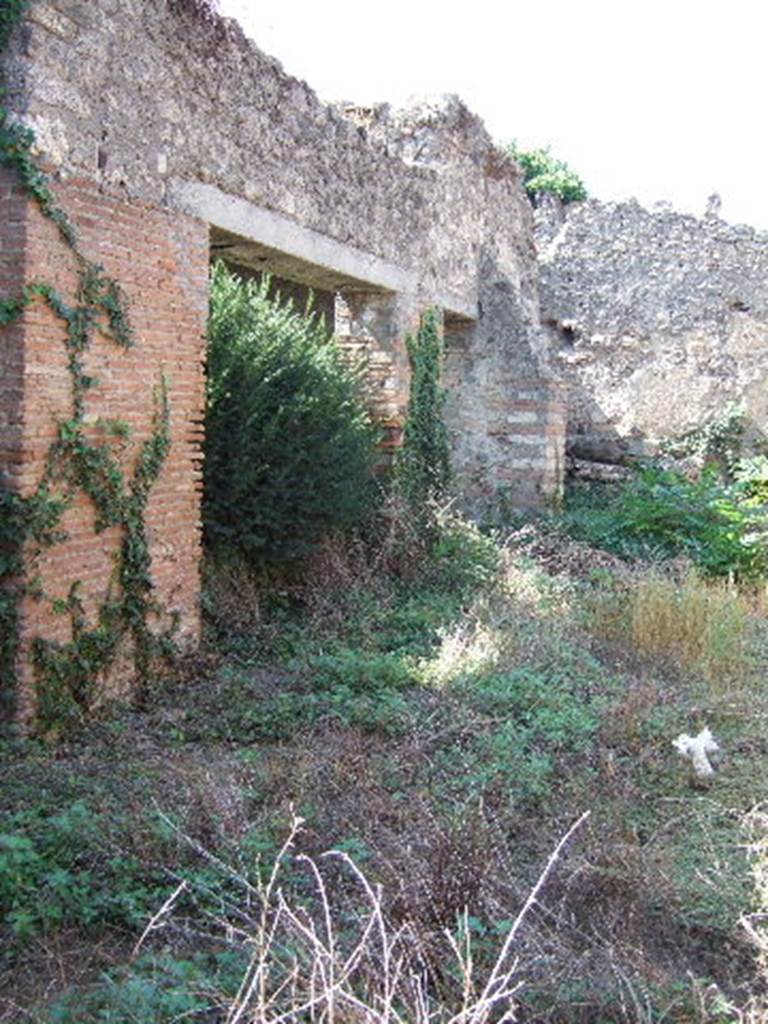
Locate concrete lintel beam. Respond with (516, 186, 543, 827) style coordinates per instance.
(168, 180, 417, 296)
(167, 180, 478, 321)
(435, 291, 477, 322)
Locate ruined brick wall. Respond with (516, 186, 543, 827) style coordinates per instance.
(1, 0, 558, 501)
(1, 0, 563, 722)
(0, 168, 26, 494)
(7, 174, 208, 723)
(537, 196, 768, 462)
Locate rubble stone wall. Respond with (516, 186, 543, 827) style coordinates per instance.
(537, 196, 768, 462)
(2, 0, 557, 498)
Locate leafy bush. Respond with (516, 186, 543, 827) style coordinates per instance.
(504, 142, 587, 203)
(561, 465, 767, 578)
(204, 262, 378, 566)
(660, 402, 747, 475)
(734, 454, 768, 503)
(47, 951, 246, 1024)
(448, 666, 601, 802)
(426, 512, 501, 595)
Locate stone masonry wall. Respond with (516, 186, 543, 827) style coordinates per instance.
(537, 196, 768, 462)
(3, 1, 526, 311)
(1, 0, 558, 499)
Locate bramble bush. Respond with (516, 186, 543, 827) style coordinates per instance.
(203, 262, 378, 566)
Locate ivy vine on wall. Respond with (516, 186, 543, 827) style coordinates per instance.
(394, 307, 451, 518)
(0, 1, 174, 733)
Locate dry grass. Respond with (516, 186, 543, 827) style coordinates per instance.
(587, 569, 760, 697)
(741, 805, 768, 1023)
(422, 602, 515, 690)
(169, 813, 589, 1024)
(203, 555, 263, 635)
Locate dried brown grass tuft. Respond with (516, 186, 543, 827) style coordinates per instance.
(587, 570, 759, 697)
(153, 813, 589, 1024)
(203, 554, 263, 635)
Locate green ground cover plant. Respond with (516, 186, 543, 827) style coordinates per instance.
(561, 463, 768, 578)
(3, 503, 766, 1022)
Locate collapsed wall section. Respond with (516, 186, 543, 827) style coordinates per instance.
(537, 197, 768, 462)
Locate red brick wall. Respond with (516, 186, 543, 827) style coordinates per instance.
(2, 174, 209, 722)
(0, 167, 27, 494)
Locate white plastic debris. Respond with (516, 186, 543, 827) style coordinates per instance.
(672, 727, 719, 777)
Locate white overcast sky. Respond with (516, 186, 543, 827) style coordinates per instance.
(219, 0, 768, 231)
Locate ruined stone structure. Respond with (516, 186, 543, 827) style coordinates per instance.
(1, 0, 562, 722)
(537, 195, 768, 463)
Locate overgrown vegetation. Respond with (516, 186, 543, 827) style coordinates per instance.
(3, 8, 766, 1012)
(3, 475, 767, 1021)
(561, 464, 768, 578)
(504, 141, 588, 204)
(203, 262, 378, 567)
(3, 231, 767, 1017)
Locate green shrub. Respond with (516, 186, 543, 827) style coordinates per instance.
(561, 465, 767, 578)
(203, 262, 378, 566)
(438, 666, 601, 804)
(310, 648, 421, 693)
(734, 454, 768, 503)
(46, 951, 246, 1024)
(426, 513, 501, 595)
(0, 801, 163, 938)
(660, 402, 747, 475)
(504, 142, 587, 203)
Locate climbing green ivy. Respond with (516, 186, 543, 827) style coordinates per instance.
(394, 307, 451, 517)
(0, 2, 174, 733)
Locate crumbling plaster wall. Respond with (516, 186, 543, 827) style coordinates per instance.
(2, 0, 559, 504)
(537, 196, 768, 462)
